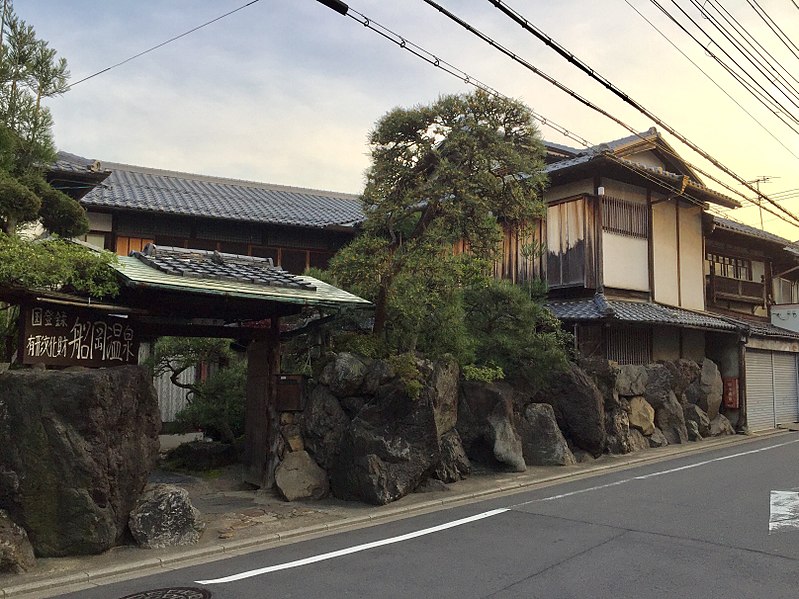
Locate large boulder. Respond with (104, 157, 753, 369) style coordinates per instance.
(685, 359, 723, 420)
(644, 364, 677, 407)
(628, 396, 655, 436)
(432, 430, 471, 483)
(580, 358, 621, 409)
(536, 363, 606, 457)
(302, 385, 349, 471)
(628, 429, 650, 452)
(274, 451, 329, 501)
(329, 379, 440, 505)
(616, 364, 648, 396)
(0, 509, 35, 574)
(648, 427, 669, 448)
(654, 391, 688, 444)
(710, 413, 736, 436)
(319, 353, 367, 398)
(683, 404, 711, 438)
(421, 357, 459, 437)
(605, 407, 633, 454)
(663, 359, 701, 399)
(487, 404, 526, 472)
(0, 366, 159, 557)
(457, 381, 516, 465)
(519, 404, 575, 466)
(128, 484, 204, 549)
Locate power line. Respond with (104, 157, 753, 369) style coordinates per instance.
(310, 0, 798, 228)
(621, 0, 799, 160)
(687, 0, 799, 115)
(69, 0, 262, 88)
(648, 0, 799, 135)
(477, 0, 799, 227)
(746, 0, 799, 60)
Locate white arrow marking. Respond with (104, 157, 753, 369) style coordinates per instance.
(769, 490, 799, 533)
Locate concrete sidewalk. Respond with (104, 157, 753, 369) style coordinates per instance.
(0, 431, 784, 598)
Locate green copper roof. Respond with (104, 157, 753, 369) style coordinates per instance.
(114, 255, 371, 308)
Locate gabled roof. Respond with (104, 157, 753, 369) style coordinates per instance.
(80, 162, 365, 230)
(53, 151, 106, 175)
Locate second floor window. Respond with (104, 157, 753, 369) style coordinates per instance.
(706, 252, 751, 280)
(601, 197, 648, 239)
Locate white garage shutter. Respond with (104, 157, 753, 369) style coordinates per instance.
(746, 350, 776, 432)
(773, 353, 799, 426)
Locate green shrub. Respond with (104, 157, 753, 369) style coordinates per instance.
(462, 363, 505, 382)
(386, 352, 424, 399)
(175, 359, 246, 444)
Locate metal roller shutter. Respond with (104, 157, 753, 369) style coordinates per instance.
(773, 353, 799, 426)
(746, 350, 776, 432)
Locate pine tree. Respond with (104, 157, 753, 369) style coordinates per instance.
(0, 1, 87, 237)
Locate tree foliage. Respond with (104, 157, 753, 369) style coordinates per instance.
(0, 2, 87, 237)
(0, 233, 118, 297)
(149, 337, 246, 444)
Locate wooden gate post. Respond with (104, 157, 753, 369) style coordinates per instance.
(243, 317, 281, 488)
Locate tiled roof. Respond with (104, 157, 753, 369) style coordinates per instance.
(132, 245, 315, 291)
(712, 216, 796, 247)
(546, 295, 739, 332)
(115, 253, 370, 308)
(80, 162, 365, 229)
(52, 151, 106, 175)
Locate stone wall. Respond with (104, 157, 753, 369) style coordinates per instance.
(272, 353, 736, 507)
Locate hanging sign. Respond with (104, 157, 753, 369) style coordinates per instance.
(20, 303, 138, 367)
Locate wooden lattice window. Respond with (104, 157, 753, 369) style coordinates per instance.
(602, 197, 648, 239)
(606, 327, 651, 365)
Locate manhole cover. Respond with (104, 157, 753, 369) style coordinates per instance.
(117, 589, 211, 599)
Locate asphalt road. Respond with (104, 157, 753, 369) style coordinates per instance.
(57, 433, 799, 599)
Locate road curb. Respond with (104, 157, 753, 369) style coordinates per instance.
(0, 431, 785, 598)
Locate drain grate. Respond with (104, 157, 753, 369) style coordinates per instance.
(117, 588, 211, 599)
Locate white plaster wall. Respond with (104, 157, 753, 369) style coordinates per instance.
(545, 179, 593, 202)
(602, 233, 649, 291)
(678, 204, 705, 310)
(652, 200, 679, 306)
(599, 180, 647, 203)
(653, 326, 680, 361)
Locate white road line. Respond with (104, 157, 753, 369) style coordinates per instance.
(769, 491, 799, 533)
(195, 508, 509, 584)
(197, 436, 799, 585)
(518, 437, 799, 505)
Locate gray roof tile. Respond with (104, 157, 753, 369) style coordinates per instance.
(712, 216, 796, 247)
(81, 162, 365, 229)
(546, 295, 738, 331)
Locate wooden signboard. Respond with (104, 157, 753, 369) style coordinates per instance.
(20, 304, 138, 367)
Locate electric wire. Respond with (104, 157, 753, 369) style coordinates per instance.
(68, 0, 262, 88)
(647, 0, 799, 135)
(707, 0, 799, 89)
(621, 0, 799, 160)
(699, 0, 799, 109)
(475, 0, 799, 226)
(687, 0, 799, 113)
(746, 0, 799, 60)
(314, 0, 797, 229)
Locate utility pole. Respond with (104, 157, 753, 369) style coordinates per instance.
(748, 176, 779, 229)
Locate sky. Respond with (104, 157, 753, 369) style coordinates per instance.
(14, 0, 799, 238)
